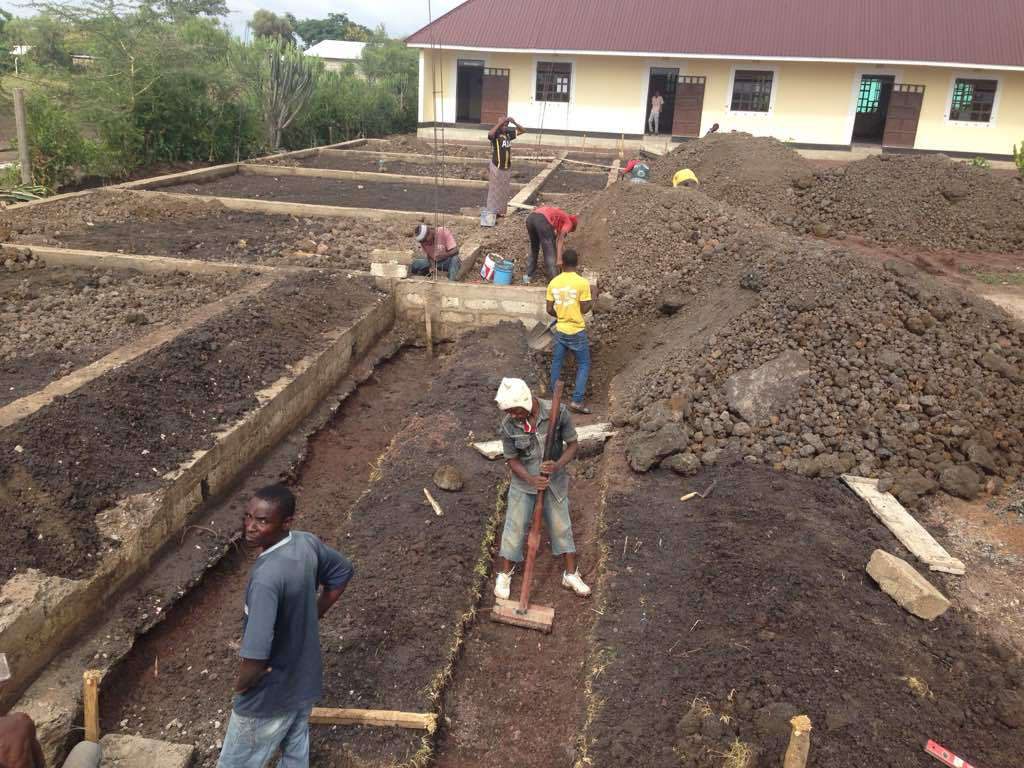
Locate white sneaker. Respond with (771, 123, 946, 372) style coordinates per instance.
(494, 569, 513, 600)
(562, 569, 591, 597)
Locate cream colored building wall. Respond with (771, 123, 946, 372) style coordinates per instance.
(418, 49, 1023, 155)
(911, 67, 1024, 156)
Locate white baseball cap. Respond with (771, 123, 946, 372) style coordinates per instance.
(414, 224, 429, 242)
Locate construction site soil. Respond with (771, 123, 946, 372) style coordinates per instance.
(567, 175, 1023, 509)
(543, 168, 608, 193)
(158, 175, 485, 215)
(102, 323, 540, 767)
(650, 133, 1024, 252)
(258, 153, 545, 183)
(0, 273, 381, 582)
(583, 461, 1024, 768)
(0, 265, 246, 406)
(4, 191, 456, 268)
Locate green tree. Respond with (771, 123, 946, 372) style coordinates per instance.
(361, 30, 417, 119)
(156, 0, 229, 19)
(249, 9, 293, 44)
(235, 37, 320, 149)
(289, 12, 371, 48)
(0, 7, 12, 35)
(7, 13, 72, 68)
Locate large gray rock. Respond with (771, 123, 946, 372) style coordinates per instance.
(724, 350, 810, 423)
(664, 452, 701, 476)
(866, 549, 950, 620)
(99, 735, 194, 768)
(940, 465, 982, 500)
(964, 440, 998, 474)
(625, 423, 689, 472)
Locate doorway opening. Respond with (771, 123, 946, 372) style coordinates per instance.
(646, 67, 679, 135)
(456, 59, 484, 124)
(853, 74, 895, 143)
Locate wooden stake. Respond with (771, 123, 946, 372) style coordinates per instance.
(83, 670, 102, 743)
(424, 304, 433, 358)
(13, 88, 31, 185)
(422, 487, 444, 516)
(783, 715, 812, 768)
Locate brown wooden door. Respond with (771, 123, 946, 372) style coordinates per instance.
(882, 84, 925, 148)
(481, 68, 510, 126)
(672, 76, 706, 138)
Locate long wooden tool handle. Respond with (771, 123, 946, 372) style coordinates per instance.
(83, 670, 102, 742)
(517, 380, 564, 613)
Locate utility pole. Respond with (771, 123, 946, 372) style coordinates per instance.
(13, 88, 32, 185)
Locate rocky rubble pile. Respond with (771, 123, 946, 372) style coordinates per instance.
(0, 268, 246, 365)
(578, 182, 1024, 506)
(2, 247, 45, 272)
(790, 153, 1024, 252)
(649, 132, 813, 219)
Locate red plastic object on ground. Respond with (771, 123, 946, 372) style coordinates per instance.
(926, 740, 977, 768)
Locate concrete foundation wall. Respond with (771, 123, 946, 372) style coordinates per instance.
(395, 280, 548, 339)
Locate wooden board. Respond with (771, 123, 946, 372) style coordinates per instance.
(491, 597, 554, 633)
(473, 422, 616, 459)
(842, 475, 966, 575)
(310, 707, 437, 732)
(239, 162, 510, 190)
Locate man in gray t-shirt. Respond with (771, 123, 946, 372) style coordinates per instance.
(217, 485, 353, 768)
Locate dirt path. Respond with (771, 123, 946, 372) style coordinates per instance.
(102, 345, 445, 765)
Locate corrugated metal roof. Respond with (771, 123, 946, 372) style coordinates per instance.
(407, 0, 1024, 69)
(304, 40, 367, 61)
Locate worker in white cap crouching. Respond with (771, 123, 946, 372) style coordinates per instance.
(410, 223, 461, 280)
(493, 377, 591, 600)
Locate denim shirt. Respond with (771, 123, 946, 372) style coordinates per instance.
(500, 399, 577, 500)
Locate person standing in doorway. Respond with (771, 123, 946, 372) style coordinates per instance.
(546, 249, 593, 414)
(648, 90, 664, 134)
(487, 115, 526, 216)
(217, 485, 354, 768)
(524, 205, 577, 284)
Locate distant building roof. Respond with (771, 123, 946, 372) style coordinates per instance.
(10, 45, 31, 56)
(304, 40, 367, 62)
(406, 0, 1024, 70)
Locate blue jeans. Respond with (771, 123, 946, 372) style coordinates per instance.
(550, 330, 591, 405)
(499, 485, 575, 562)
(411, 255, 461, 280)
(217, 707, 312, 768)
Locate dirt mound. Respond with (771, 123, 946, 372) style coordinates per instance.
(649, 132, 814, 219)
(576, 182, 1024, 507)
(793, 154, 1024, 251)
(585, 462, 1024, 768)
(3, 190, 218, 230)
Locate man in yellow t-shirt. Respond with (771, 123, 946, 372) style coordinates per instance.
(545, 249, 593, 414)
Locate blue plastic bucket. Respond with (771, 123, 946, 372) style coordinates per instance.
(493, 259, 514, 285)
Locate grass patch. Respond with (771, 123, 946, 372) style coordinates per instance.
(974, 270, 1024, 286)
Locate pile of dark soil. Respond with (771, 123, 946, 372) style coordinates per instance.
(0, 266, 247, 406)
(6, 191, 460, 269)
(792, 154, 1024, 252)
(575, 182, 1024, 507)
(158, 175, 485, 216)
(584, 462, 1024, 768)
(649, 132, 813, 219)
(0, 273, 382, 581)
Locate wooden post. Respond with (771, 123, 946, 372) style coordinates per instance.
(83, 670, 102, 742)
(13, 88, 31, 185)
(783, 715, 812, 768)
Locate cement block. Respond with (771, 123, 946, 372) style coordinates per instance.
(501, 300, 543, 315)
(100, 735, 194, 768)
(464, 298, 499, 311)
(441, 295, 460, 309)
(866, 549, 951, 620)
(401, 292, 426, 307)
(370, 262, 408, 279)
(440, 310, 476, 324)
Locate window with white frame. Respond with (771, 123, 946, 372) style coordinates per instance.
(730, 70, 773, 112)
(536, 62, 571, 103)
(949, 78, 997, 123)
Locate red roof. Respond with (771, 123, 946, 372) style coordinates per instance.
(407, 0, 1024, 69)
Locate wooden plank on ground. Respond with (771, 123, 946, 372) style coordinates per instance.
(506, 151, 566, 215)
(319, 148, 555, 165)
(310, 708, 437, 732)
(473, 422, 617, 460)
(842, 475, 966, 575)
(117, 163, 240, 190)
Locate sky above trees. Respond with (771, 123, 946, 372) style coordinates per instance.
(226, 0, 461, 39)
